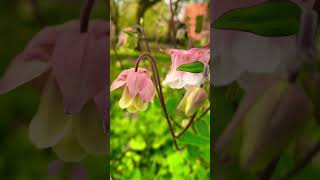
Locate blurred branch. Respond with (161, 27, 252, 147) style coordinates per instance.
(30, 0, 45, 25)
(169, 0, 177, 48)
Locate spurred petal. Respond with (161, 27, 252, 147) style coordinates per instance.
(52, 21, 109, 113)
(52, 119, 87, 162)
(139, 76, 154, 102)
(0, 24, 59, 94)
(74, 101, 107, 155)
(24, 26, 60, 55)
(0, 54, 50, 94)
(29, 76, 69, 148)
(126, 70, 146, 97)
(110, 69, 130, 91)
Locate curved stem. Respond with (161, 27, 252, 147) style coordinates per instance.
(169, 0, 177, 48)
(134, 53, 186, 150)
(80, 0, 95, 33)
(134, 25, 185, 129)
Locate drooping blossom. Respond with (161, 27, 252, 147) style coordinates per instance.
(111, 68, 155, 113)
(211, 0, 316, 89)
(0, 20, 109, 161)
(163, 47, 210, 89)
(177, 86, 208, 116)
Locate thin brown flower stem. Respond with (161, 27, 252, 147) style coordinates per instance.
(80, 0, 95, 33)
(134, 25, 184, 129)
(134, 53, 186, 151)
(169, 0, 177, 48)
(279, 140, 320, 180)
(175, 112, 198, 138)
(195, 107, 210, 122)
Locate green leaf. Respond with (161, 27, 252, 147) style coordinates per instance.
(213, 0, 302, 37)
(178, 132, 209, 147)
(195, 15, 203, 33)
(195, 120, 209, 137)
(176, 61, 204, 73)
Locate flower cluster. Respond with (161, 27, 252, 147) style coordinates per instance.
(111, 46, 210, 116)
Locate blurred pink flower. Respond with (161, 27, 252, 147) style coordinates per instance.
(163, 47, 210, 89)
(211, 0, 315, 87)
(0, 19, 109, 161)
(117, 32, 127, 46)
(111, 68, 155, 113)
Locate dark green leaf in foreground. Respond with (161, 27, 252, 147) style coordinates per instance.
(176, 61, 204, 73)
(213, 0, 302, 37)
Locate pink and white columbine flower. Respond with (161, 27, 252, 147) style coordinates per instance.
(0, 20, 109, 162)
(211, 0, 315, 88)
(163, 47, 210, 89)
(111, 68, 155, 113)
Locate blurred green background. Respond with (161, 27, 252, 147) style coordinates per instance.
(110, 0, 210, 179)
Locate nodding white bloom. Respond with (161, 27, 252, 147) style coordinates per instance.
(211, 0, 316, 89)
(111, 68, 155, 113)
(163, 47, 210, 89)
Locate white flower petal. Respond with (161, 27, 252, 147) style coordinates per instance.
(52, 119, 87, 162)
(29, 76, 70, 148)
(182, 73, 205, 86)
(74, 101, 107, 155)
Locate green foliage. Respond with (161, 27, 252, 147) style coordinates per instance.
(213, 0, 302, 37)
(177, 61, 205, 73)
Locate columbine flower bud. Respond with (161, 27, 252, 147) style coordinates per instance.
(110, 68, 155, 113)
(177, 86, 208, 116)
(215, 77, 312, 172)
